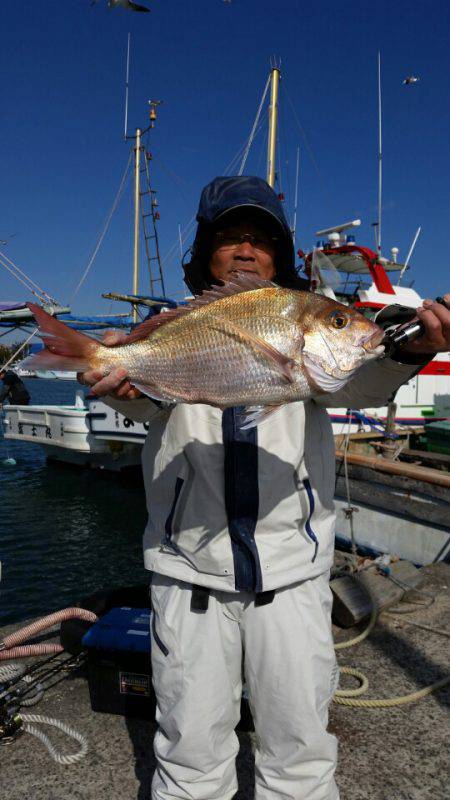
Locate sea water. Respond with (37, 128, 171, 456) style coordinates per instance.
(0, 379, 148, 626)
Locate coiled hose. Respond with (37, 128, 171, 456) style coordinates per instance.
(0, 608, 97, 762)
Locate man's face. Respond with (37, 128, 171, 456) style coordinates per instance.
(209, 220, 276, 283)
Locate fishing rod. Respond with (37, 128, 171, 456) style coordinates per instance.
(0, 653, 85, 707)
(383, 296, 449, 353)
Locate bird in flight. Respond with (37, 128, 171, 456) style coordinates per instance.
(91, 0, 150, 12)
(403, 75, 419, 85)
(0, 233, 17, 246)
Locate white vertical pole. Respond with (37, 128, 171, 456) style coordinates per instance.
(124, 33, 131, 139)
(178, 224, 183, 261)
(132, 128, 141, 323)
(398, 226, 421, 285)
(266, 67, 280, 188)
(292, 146, 300, 239)
(377, 52, 382, 257)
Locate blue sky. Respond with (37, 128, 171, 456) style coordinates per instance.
(1, 0, 449, 318)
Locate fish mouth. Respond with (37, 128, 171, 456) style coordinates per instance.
(361, 328, 385, 353)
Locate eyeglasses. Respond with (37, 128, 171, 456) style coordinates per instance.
(213, 232, 278, 251)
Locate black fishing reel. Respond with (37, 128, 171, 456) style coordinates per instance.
(0, 704, 23, 744)
(381, 296, 449, 355)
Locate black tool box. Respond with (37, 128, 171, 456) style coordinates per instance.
(82, 607, 155, 719)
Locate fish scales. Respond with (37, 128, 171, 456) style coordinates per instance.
(98, 288, 310, 406)
(26, 278, 385, 416)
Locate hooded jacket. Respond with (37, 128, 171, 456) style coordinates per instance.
(183, 175, 308, 295)
(106, 355, 420, 593)
(105, 176, 429, 593)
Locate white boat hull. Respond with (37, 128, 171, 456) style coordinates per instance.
(334, 498, 450, 565)
(2, 397, 144, 471)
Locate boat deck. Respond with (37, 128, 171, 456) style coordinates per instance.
(1, 563, 448, 800)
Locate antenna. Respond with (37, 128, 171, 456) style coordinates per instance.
(377, 52, 382, 256)
(124, 33, 131, 139)
(292, 146, 300, 240)
(178, 223, 183, 261)
(397, 226, 421, 285)
(315, 219, 361, 237)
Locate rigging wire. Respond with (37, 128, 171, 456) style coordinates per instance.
(280, 82, 333, 210)
(278, 93, 294, 230)
(69, 151, 133, 304)
(0, 251, 58, 305)
(292, 147, 300, 242)
(160, 124, 267, 275)
(276, 128, 283, 195)
(256, 114, 269, 178)
(238, 73, 271, 175)
(0, 328, 38, 373)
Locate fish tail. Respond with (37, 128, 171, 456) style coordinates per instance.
(24, 303, 100, 372)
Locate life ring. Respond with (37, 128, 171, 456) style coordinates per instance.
(60, 584, 150, 655)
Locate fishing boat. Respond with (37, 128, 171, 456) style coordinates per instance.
(1, 102, 169, 470)
(301, 228, 450, 434)
(333, 421, 450, 565)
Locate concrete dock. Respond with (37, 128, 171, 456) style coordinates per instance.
(1, 563, 448, 800)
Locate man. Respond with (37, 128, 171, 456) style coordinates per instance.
(80, 176, 450, 800)
(0, 368, 30, 406)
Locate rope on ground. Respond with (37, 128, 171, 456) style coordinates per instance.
(21, 713, 88, 764)
(334, 667, 369, 697)
(332, 571, 449, 707)
(333, 675, 450, 708)
(333, 595, 378, 651)
(384, 617, 450, 638)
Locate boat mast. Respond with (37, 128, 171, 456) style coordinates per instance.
(266, 63, 281, 188)
(132, 128, 142, 323)
(292, 145, 300, 239)
(377, 52, 382, 257)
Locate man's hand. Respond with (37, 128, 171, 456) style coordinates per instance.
(77, 330, 142, 400)
(399, 294, 450, 356)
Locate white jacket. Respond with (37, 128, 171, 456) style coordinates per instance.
(107, 356, 419, 593)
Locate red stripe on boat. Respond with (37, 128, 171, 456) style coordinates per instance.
(419, 362, 450, 376)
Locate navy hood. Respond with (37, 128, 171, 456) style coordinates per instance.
(183, 176, 307, 294)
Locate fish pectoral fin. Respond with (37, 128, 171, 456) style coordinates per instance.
(208, 315, 299, 384)
(238, 404, 285, 429)
(130, 381, 175, 404)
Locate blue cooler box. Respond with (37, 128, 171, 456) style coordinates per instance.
(82, 607, 155, 719)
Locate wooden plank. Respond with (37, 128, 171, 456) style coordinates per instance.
(331, 562, 424, 628)
(335, 449, 450, 488)
(400, 448, 450, 466)
(334, 476, 450, 528)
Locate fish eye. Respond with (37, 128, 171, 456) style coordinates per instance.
(329, 311, 349, 330)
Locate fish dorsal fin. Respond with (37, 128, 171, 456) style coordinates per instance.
(124, 273, 277, 345)
(125, 308, 192, 344)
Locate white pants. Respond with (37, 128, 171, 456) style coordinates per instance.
(150, 573, 340, 800)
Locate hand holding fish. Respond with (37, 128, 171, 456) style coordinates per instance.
(77, 330, 142, 400)
(399, 295, 450, 355)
